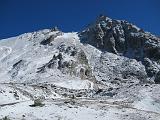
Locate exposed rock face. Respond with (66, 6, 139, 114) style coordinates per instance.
(155, 71, 160, 84)
(80, 15, 160, 83)
(40, 31, 63, 45)
(142, 58, 159, 77)
(9, 60, 28, 78)
(37, 44, 94, 80)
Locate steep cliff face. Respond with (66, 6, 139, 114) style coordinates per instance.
(80, 15, 160, 83)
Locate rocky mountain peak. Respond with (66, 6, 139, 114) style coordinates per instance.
(0, 15, 160, 120)
(79, 15, 160, 83)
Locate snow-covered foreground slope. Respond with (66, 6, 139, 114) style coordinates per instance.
(1, 83, 160, 120)
(1, 16, 160, 120)
(1, 98, 160, 120)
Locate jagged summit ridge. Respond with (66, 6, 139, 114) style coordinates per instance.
(80, 15, 159, 55)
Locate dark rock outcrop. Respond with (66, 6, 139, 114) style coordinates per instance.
(80, 15, 160, 83)
(9, 60, 27, 78)
(155, 71, 160, 84)
(40, 32, 63, 45)
(37, 44, 94, 80)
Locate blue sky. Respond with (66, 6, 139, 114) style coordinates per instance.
(0, 0, 160, 39)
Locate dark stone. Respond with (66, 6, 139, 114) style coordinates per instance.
(108, 87, 113, 91)
(40, 32, 62, 45)
(95, 89, 103, 94)
(154, 71, 160, 84)
(13, 60, 23, 68)
(142, 58, 159, 77)
(104, 92, 116, 97)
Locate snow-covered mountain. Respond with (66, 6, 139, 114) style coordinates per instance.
(0, 15, 160, 120)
